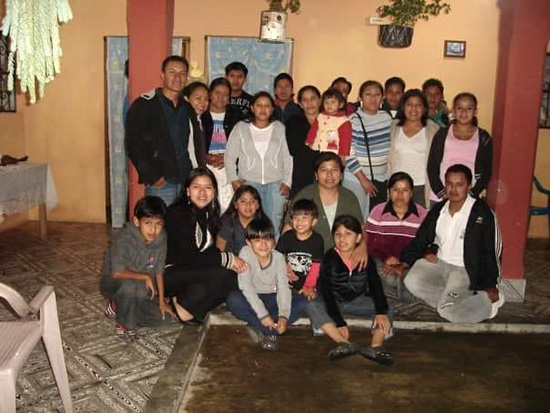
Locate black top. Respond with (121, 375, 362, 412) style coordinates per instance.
(274, 101, 303, 125)
(276, 230, 324, 290)
(229, 91, 253, 118)
(285, 114, 320, 198)
(319, 249, 389, 327)
(201, 106, 243, 153)
(217, 215, 247, 255)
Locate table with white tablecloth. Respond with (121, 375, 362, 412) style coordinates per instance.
(0, 162, 59, 239)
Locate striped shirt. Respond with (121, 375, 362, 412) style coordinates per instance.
(366, 201, 427, 261)
(346, 109, 393, 181)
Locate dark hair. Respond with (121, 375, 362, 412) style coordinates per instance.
(161, 55, 189, 72)
(314, 151, 345, 173)
(445, 164, 473, 185)
(358, 80, 384, 99)
(134, 196, 167, 219)
(225, 61, 248, 77)
(397, 89, 429, 126)
(422, 78, 444, 94)
(245, 217, 275, 240)
(331, 214, 362, 236)
(209, 77, 231, 93)
(297, 85, 321, 102)
(274, 72, 294, 89)
(290, 199, 319, 219)
(182, 81, 209, 98)
(221, 185, 268, 222)
(388, 171, 414, 190)
(179, 167, 221, 231)
(452, 92, 479, 126)
(331, 77, 353, 94)
(321, 88, 346, 109)
(384, 77, 406, 92)
(249, 91, 275, 122)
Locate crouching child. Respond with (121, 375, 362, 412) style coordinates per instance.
(308, 215, 394, 365)
(226, 217, 308, 350)
(100, 196, 173, 338)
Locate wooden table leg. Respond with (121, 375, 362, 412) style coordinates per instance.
(39, 203, 48, 240)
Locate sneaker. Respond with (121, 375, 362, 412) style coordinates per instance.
(261, 335, 279, 351)
(328, 342, 361, 360)
(115, 322, 136, 338)
(247, 326, 264, 344)
(489, 287, 505, 319)
(359, 346, 394, 366)
(105, 300, 117, 319)
(312, 326, 325, 337)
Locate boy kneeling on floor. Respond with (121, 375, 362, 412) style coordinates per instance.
(226, 217, 308, 350)
(308, 215, 394, 365)
(100, 196, 174, 338)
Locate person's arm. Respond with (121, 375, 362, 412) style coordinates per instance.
(471, 132, 493, 197)
(275, 254, 292, 320)
(337, 120, 352, 156)
(400, 208, 438, 267)
(156, 272, 174, 319)
(480, 206, 502, 290)
(427, 128, 447, 200)
(216, 236, 228, 252)
(319, 254, 347, 327)
(224, 122, 242, 185)
(279, 126, 294, 189)
(237, 249, 270, 319)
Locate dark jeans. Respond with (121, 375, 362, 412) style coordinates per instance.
(164, 265, 238, 320)
(226, 291, 308, 336)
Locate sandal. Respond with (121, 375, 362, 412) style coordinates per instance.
(328, 342, 361, 360)
(359, 346, 394, 366)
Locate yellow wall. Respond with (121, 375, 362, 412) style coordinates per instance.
(1, 0, 502, 225)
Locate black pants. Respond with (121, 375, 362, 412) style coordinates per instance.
(370, 180, 388, 210)
(164, 265, 237, 320)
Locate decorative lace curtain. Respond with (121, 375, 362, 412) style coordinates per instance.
(206, 36, 293, 95)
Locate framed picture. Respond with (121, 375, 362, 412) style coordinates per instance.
(444, 40, 466, 58)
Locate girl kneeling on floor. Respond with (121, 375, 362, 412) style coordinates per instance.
(308, 214, 393, 365)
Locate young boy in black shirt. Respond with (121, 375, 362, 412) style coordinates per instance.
(277, 199, 324, 300)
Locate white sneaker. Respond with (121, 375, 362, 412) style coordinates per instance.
(312, 326, 325, 336)
(489, 287, 505, 319)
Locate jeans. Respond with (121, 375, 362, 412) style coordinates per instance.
(145, 182, 182, 207)
(404, 258, 493, 323)
(249, 180, 287, 234)
(226, 291, 308, 336)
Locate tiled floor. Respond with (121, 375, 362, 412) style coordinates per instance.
(0, 222, 549, 412)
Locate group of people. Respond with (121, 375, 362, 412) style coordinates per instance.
(99, 55, 504, 365)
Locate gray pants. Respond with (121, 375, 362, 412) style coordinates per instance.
(373, 258, 414, 304)
(404, 259, 492, 323)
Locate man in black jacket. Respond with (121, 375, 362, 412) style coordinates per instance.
(126, 56, 204, 206)
(395, 164, 504, 323)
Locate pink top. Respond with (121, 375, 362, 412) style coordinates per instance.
(430, 126, 479, 201)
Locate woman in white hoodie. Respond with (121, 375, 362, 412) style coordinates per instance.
(225, 91, 293, 234)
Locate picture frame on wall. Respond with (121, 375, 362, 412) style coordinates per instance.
(444, 40, 466, 58)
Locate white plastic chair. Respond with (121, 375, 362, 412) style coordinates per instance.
(0, 283, 73, 413)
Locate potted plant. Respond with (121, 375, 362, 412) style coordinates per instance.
(376, 0, 451, 48)
(260, 0, 302, 42)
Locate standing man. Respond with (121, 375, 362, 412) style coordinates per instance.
(126, 56, 205, 206)
(396, 164, 504, 323)
(225, 61, 253, 118)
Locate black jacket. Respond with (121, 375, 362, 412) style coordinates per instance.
(201, 106, 242, 152)
(125, 89, 205, 185)
(427, 126, 493, 199)
(401, 199, 502, 291)
(319, 249, 389, 327)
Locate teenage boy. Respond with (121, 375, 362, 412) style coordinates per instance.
(273, 72, 303, 124)
(422, 78, 450, 127)
(100, 196, 173, 337)
(225, 61, 253, 117)
(381, 77, 406, 118)
(225, 218, 308, 351)
(277, 199, 325, 300)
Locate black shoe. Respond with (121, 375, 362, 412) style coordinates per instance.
(328, 342, 361, 360)
(359, 346, 394, 366)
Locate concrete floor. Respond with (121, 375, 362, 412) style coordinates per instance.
(181, 326, 550, 413)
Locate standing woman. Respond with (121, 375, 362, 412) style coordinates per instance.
(225, 91, 293, 233)
(201, 78, 242, 211)
(388, 89, 439, 207)
(285, 85, 322, 198)
(163, 168, 248, 324)
(181, 82, 208, 170)
(345, 80, 393, 217)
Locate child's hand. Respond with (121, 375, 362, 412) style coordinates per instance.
(231, 179, 246, 191)
(299, 287, 317, 301)
(279, 183, 290, 197)
(423, 253, 438, 264)
(338, 326, 350, 341)
(261, 316, 276, 330)
(372, 314, 391, 336)
(145, 278, 156, 299)
(159, 299, 175, 321)
(351, 244, 368, 271)
(384, 256, 399, 266)
(276, 317, 288, 334)
(232, 256, 249, 274)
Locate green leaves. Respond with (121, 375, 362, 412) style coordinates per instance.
(377, 0, 451, 27)
(267, 0, 302, 14)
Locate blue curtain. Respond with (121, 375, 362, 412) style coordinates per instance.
(106, 38, 184, 228)
(206, 36, 293, 95)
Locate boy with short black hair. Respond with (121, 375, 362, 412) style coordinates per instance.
(273, 72, 303, 124)
(382, 76, 406, 118)
(277, 199, 325, 300)
(100, 196, 172, 337)
(225, 217, 307, 351)
(422, 78, 450, 127)
(225, 61, 253, 117)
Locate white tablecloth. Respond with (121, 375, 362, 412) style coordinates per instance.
(0, 162, 58, 223)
